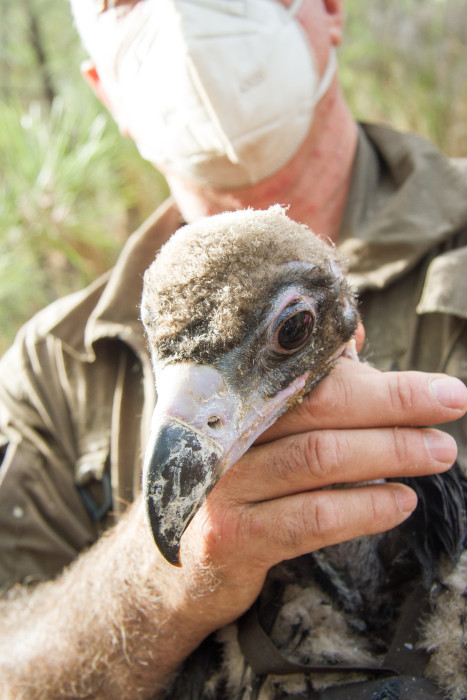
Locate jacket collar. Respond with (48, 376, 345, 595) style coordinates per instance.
(48, 197, 182, 361)
(340, 123, 467, 292)
(85, 197, 183, 358)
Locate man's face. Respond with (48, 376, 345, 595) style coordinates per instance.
(79, 0, 342, 189)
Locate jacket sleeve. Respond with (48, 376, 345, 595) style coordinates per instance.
(0, 322, 102, 591)
(416, 245, 467, 471)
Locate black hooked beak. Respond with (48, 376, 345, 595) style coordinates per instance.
(143, 418, 223, 566)
(142, 361, 310, 566)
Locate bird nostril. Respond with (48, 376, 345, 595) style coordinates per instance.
(207, 416, 222, 429)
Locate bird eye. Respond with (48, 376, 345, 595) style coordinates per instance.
(275, 310, 315, 353)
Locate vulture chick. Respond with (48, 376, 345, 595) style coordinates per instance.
(141, 206, 467, 700)
(141, 205, 358, 566)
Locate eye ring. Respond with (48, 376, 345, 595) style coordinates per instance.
(274, 309, 315, 354)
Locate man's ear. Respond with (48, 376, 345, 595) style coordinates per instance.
(80, 59, 132, 136)
(323, 0, 344, 46)
(80, 59, 113, 109)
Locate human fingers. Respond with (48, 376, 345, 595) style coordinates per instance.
(227, 426, 456, 502)
(189, 479, 417, 576)
(236, 482, 417, 568)
(258, 359, 467, 442)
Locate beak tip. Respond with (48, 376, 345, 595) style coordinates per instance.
(145, 498, 183, 566)
(163, 546, 183, 568)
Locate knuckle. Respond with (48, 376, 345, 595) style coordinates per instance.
(308, 492, 341, 539)
(335, 374, 355, 412)
(268, 431, 346, 488)
(277, 493, 342, 545)
(302, 372, 353, 419)
(391, 428, 413, 466)
(196, 501, 244, 553)
(305, 431, 341, 480)
(196, 508, 225, 551)
(388, 373, 418, 413)
(244, 506, 268, 543)
(367, 488, 381, 524)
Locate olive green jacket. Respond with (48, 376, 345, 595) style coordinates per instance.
(0, 124, 466, 589)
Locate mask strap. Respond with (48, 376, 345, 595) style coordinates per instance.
(313, 47, 337, 105)
(288, 0, 305, 15)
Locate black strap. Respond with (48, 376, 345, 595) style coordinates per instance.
(77, 471, 112, 521)
(382, 582, 431, 677)
(237, 583, 430, 679)
(308, 675, 443, 700)
(237, 600, 395, 678)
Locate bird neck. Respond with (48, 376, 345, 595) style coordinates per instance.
(164, 88, 358, 244)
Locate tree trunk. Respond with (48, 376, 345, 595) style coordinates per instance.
(25, 0, 55, 105)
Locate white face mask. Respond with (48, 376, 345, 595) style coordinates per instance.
(115, 0, 337, 188)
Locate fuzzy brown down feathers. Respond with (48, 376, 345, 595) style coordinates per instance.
(142, 205, 354, 365)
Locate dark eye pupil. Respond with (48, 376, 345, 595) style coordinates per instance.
(277, 311, 314, 351)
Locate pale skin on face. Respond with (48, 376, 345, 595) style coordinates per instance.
(1, 2, 466, 698)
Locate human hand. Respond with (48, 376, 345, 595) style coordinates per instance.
(166, 358, 466, 637)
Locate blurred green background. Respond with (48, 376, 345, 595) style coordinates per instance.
(0, 0, 466, 354)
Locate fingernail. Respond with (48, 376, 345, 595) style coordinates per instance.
(395, 486, 418, 514)
(424, 429, 457, 464)
(430, 377, 467, 410)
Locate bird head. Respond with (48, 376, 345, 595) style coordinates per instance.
(141, 206, 359, 565)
